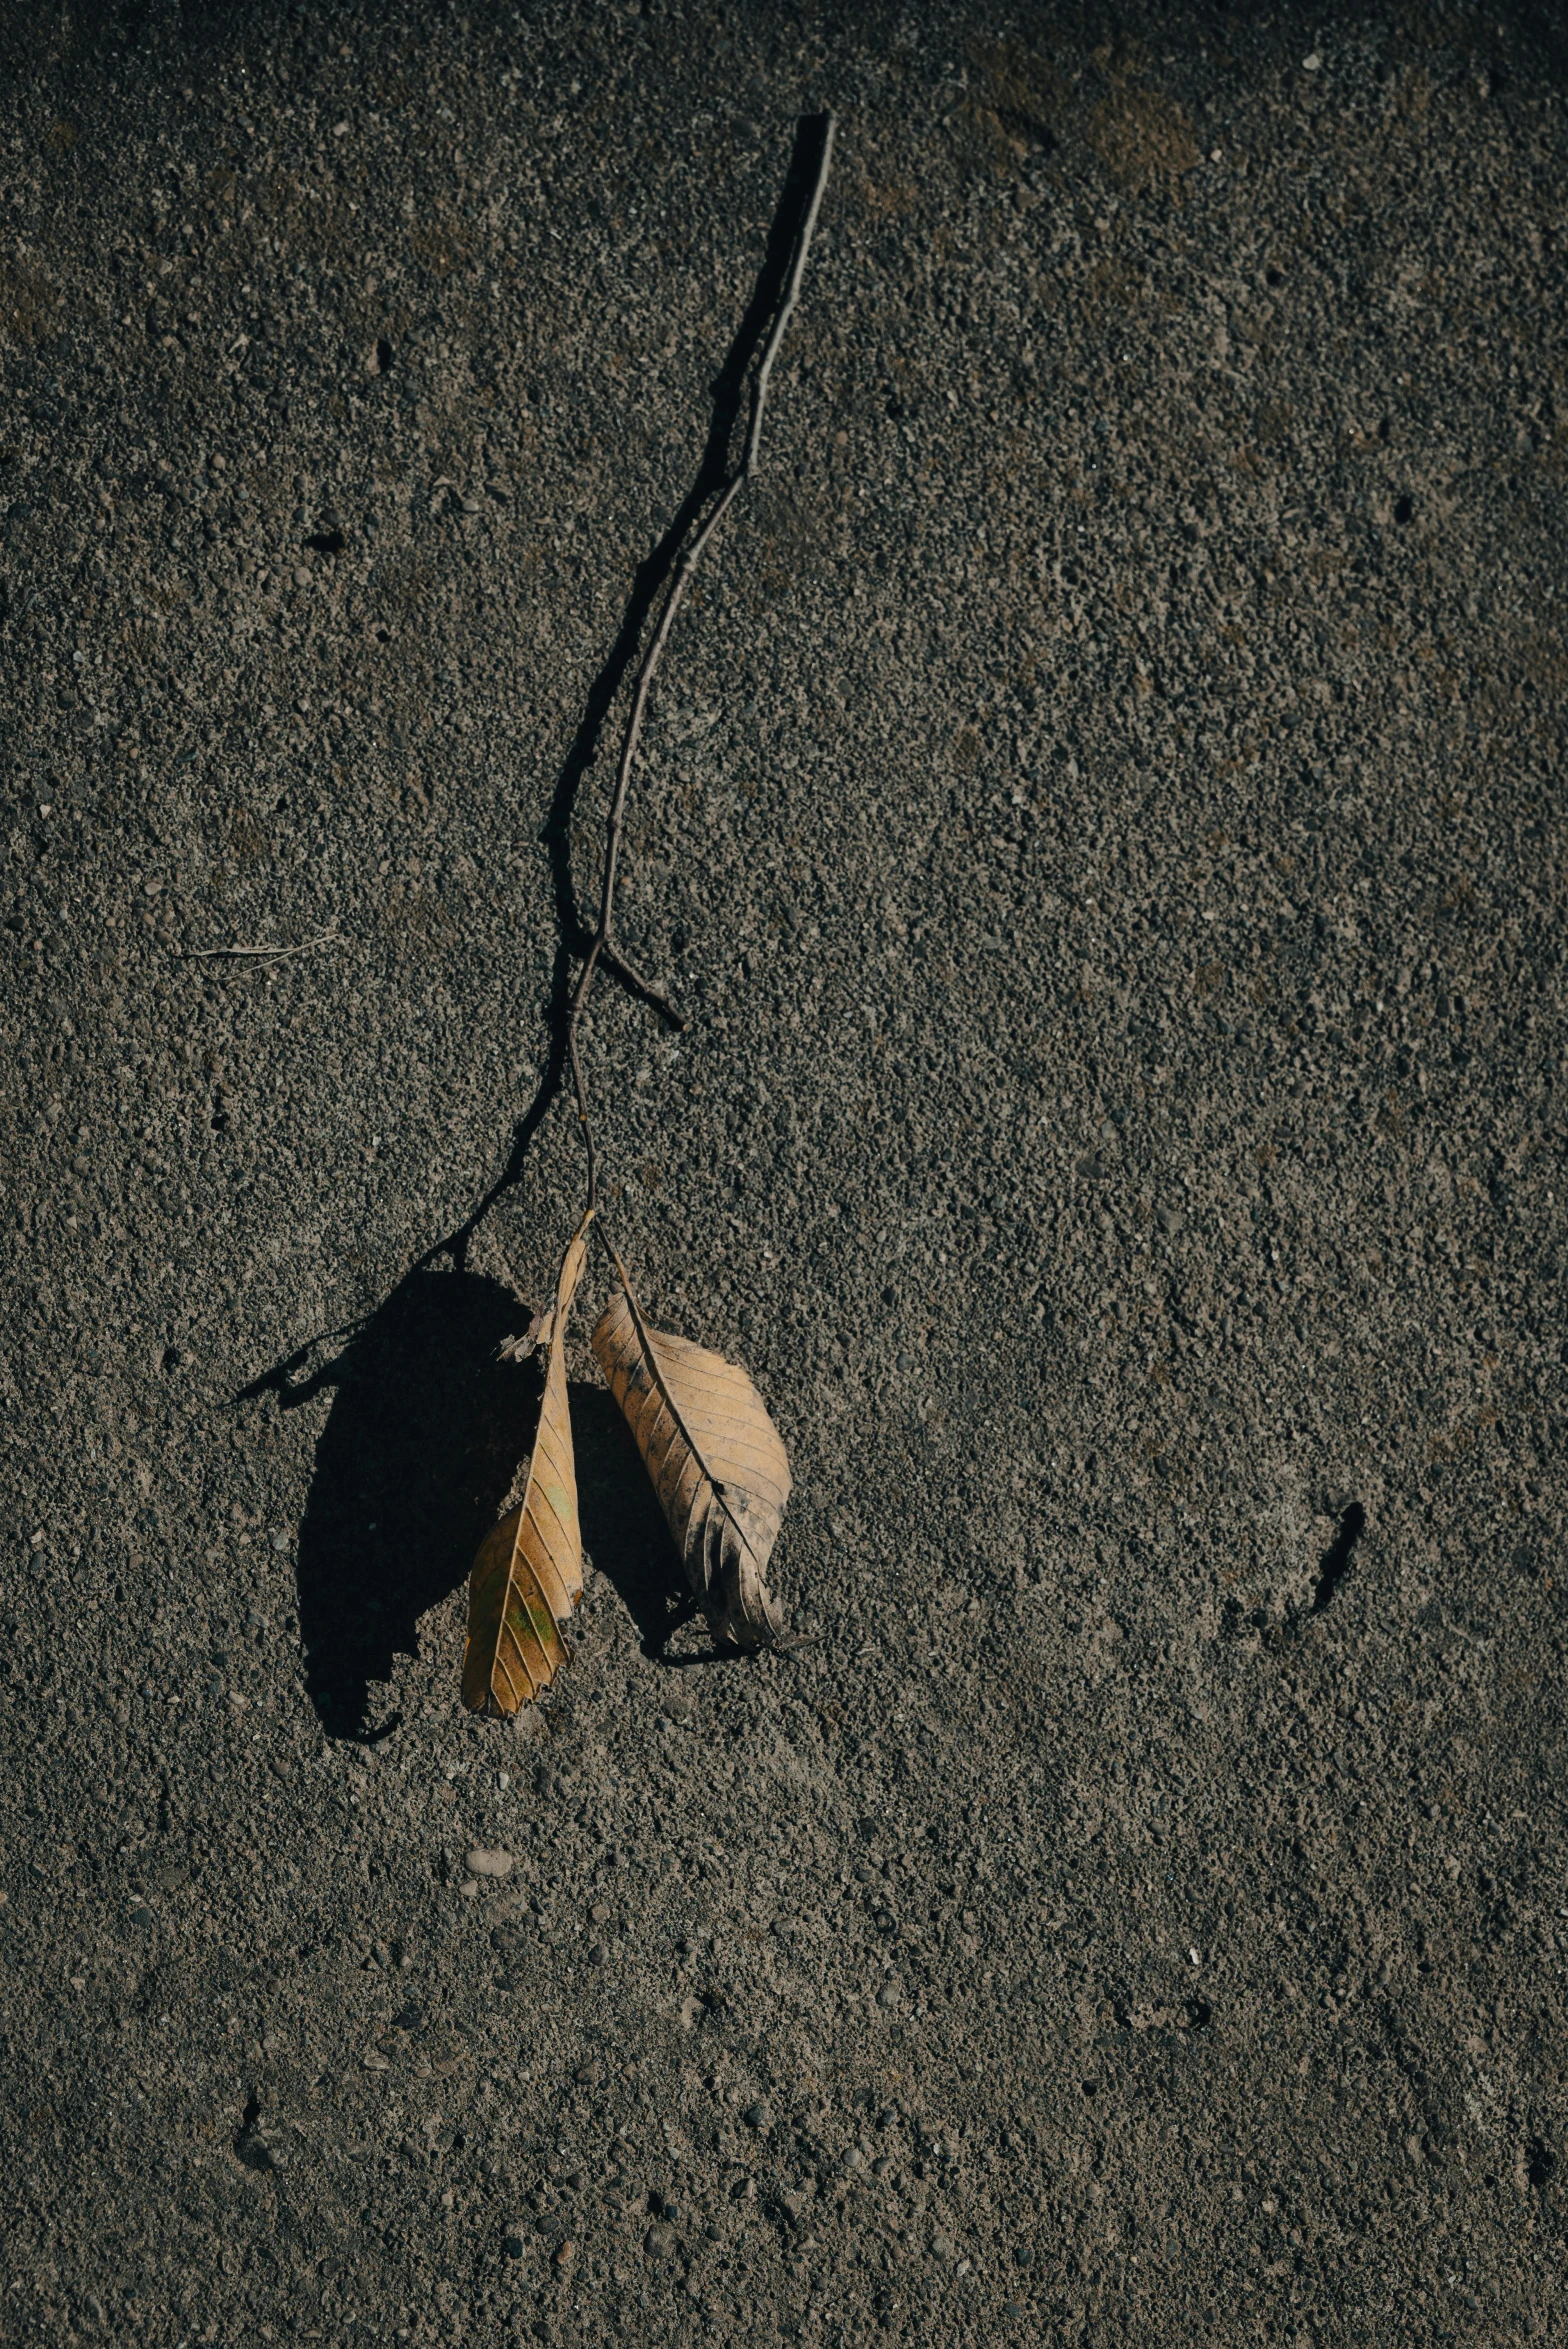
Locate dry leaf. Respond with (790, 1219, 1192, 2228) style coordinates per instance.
(591, 1274, 791, 1649)
(462, 1212, 592, 1716)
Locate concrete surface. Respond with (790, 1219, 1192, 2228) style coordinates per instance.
(2, 2, 1566, 2342)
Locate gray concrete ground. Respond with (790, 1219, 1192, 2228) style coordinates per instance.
(3, 2, 1566, 2342)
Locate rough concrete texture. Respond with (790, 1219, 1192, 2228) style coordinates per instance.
(3, 2, 1566, 2342)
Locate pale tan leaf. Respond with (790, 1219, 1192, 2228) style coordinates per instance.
(591, 1273, 792, 1650)
(462, 1212, 592, 1717)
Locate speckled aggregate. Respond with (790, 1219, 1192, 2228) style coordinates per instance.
(2, 4, 1566, 2344)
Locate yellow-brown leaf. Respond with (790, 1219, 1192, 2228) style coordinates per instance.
(591, 1274, 791, 1650)
(462, 1213, 592, 1716)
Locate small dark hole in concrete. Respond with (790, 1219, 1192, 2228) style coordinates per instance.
(376, 338, 394, 373)
(305, 528, 346, 555)
(1525, 2140, 1556, 2189)
(1393, 494, 1413, 526)
(233, 2091, 269, 2167)
(1312, 1503, 1366, 1612)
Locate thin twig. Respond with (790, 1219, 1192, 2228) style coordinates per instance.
(564, 115, 835, 1215)
(744, 114, 838, 477)
(182, 931, 345, 962)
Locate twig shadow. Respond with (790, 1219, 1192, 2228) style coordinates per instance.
(446, 109, 835, 1259)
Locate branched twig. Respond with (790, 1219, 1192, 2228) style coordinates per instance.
(565, 114, 836, 1215)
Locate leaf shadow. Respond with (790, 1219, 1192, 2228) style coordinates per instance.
(271, 1273, 712, 1739)
(283, 1265, 532, 1737)
(571, 1380, 729, 1666)
(239, 115, 836, 1735)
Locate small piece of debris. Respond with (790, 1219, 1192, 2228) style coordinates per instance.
(465, 1847, 514, 1877)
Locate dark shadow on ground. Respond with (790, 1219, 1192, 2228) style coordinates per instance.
(571, 1383, 694, 1658)
(1312, 1501, 1366, 1613)
(279, 1266, 532, 1736)
(259, 1277, 714, 1736)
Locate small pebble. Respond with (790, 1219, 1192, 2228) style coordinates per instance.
(466, 1846, 514, 1877)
